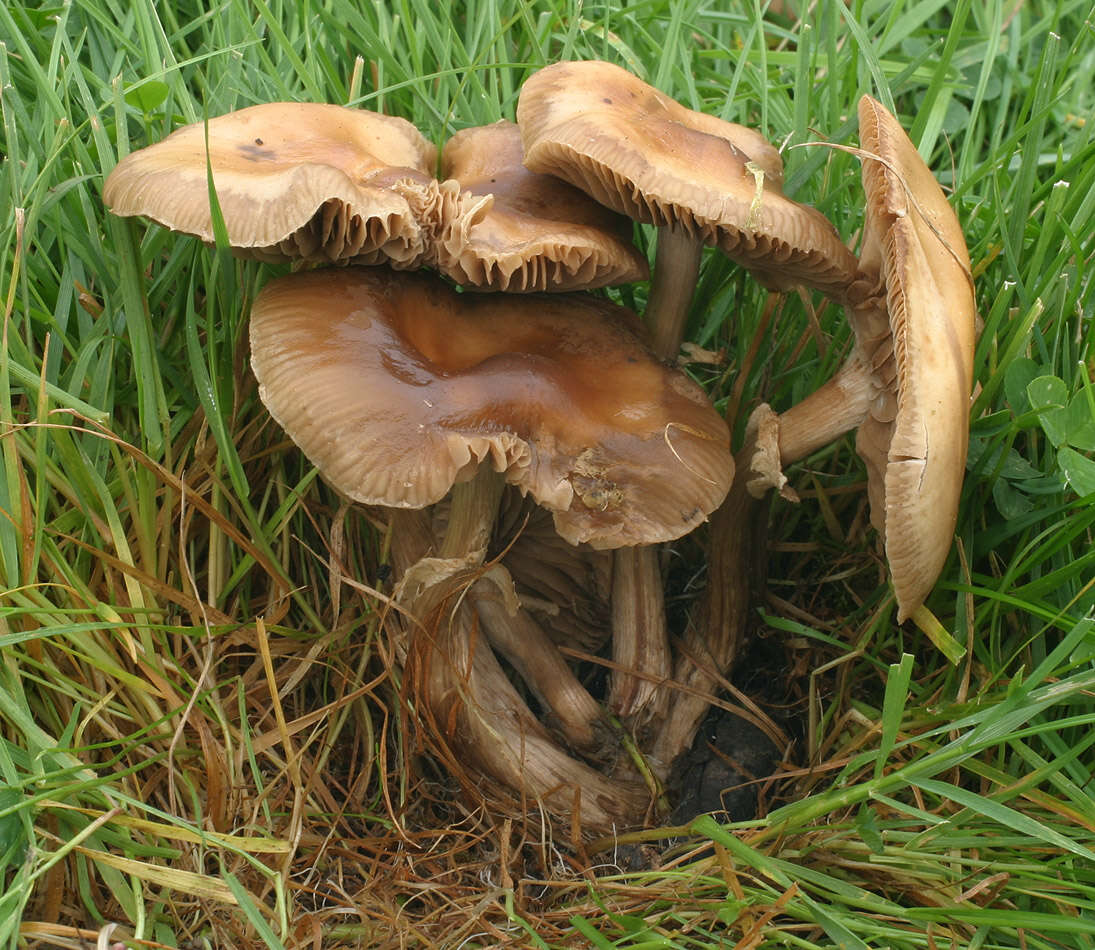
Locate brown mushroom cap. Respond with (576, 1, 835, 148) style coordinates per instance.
(516, 60, 860, 298)
(437, 120, 648, 291)
(855, 95, 976, 619)
(103, 102, 476, 266)
(731, 97, 975, 623)
(250, 266, 731, 548)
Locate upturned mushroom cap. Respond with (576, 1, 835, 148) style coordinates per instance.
(854, 95, 976, 619)
(103, 102, 482, 266)
(250, 266, 732, 548)
(437, 120, 648, 291)
(516, 60, 860, 298)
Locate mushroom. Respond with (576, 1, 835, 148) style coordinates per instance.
(516, 60, 861, 358)
(249, 265, 732, 829)
(103, 101, 489, 267)
(744, 94, 977, 619)
(437, 120, 649, 291)
(652, 94, 977, 768)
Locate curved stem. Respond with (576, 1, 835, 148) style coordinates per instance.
(409, 580, 649, 832)
(472, 571, 606, 753)
(773, 352, 875, 468)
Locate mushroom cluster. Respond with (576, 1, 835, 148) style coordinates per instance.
(103, 65, 975, 835)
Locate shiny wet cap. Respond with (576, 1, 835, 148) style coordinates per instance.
(250, 266, 733, 548)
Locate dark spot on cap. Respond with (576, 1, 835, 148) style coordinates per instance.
(255, 137, 264, 145)
(238, 142, 278, 161)
(603, 97, 613, 105)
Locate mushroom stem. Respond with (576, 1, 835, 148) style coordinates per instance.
(771, 353, 876, 470)
(440, 466, 506, 560)
(471, 569, 607, 753)
(645, 222, 704, 360)
(408, 577, 649, 832)
(608, 546, 670, 731)
(650, 428, 767, 771)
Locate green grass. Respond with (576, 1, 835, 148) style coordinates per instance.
(2, 0, 1094, 946)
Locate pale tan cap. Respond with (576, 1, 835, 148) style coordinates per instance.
(249, 267, 732, 548)
(438, 121, 648, 291)
(854, 95, 976, 619)
(516, 60, 860, 298)
(103, 101, 462, 266)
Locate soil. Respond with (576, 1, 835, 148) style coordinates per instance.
(667, 631, 803, 825)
